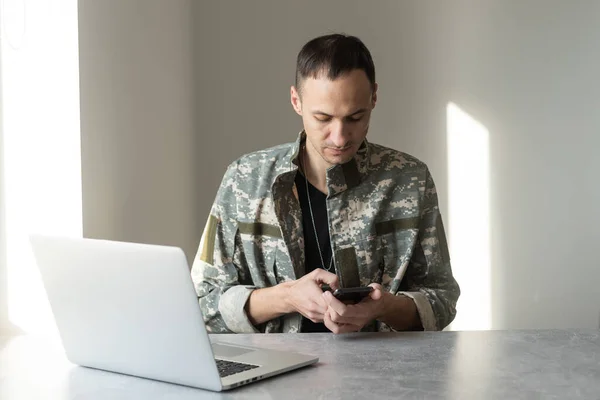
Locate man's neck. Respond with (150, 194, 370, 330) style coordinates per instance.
(303, 143, 329, 195)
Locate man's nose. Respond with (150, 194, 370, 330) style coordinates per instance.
(329, 120, 350, 147)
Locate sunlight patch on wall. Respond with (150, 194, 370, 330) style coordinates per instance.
(446, 102, 491, 331)
(2, 0, 81, 335)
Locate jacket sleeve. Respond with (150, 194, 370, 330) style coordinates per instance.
(190, 161, 259, 333)
(399, 168, 460, 331)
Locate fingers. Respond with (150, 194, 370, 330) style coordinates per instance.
(326, 305, 363, 325)
(288, 276, 331, 319)
(309, 294, 327, 314)
(323, 310, 362, 334)
(323, 292, 364, 325)
(322, 290, 347, 315)
(368, 283, 384, 301)
(323, 290, 382, 326)
(303, 310, 324, 323)
(297, 297, 326, 322)
(298, 275, 331, 307)
(297, 293, 327, 322)
(309, 269, 339, 290)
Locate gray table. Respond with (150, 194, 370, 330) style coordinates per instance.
(1, 330, 599, 399)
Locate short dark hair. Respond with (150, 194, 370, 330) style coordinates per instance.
(295, 33, 376, 93)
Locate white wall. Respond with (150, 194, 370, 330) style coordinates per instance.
(0, 35, 7, 333)
(78, 0, 201, 262)
(442, 0, 600, 329)
(79, 0, 600, 329)
(192, 0, 600, 330)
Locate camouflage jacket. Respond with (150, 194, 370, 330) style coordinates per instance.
(191, 133, 460, 333)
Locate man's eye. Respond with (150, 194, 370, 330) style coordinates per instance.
(316, 117, 331, 123)
(347, 116, 364, 123)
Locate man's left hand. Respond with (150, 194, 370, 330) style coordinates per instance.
(322, 283, 386, 334)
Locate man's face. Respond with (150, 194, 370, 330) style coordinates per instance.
(291, 69, 377, 166)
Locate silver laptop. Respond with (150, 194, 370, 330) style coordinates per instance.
(29, 235, 318, 391)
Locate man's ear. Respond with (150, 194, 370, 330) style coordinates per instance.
(290, 85, 303, 116)
(371, 83, 378, 109)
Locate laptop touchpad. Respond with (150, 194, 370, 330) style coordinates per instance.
(212, 343, 254, 358)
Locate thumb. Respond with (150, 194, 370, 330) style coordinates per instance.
(368, 283, 384, 300)
(311, 269, 340, 290)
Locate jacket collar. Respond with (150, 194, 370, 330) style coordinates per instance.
(288, 131, 370, 196)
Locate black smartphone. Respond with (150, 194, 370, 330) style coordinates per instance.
(332, 287, 373, 304)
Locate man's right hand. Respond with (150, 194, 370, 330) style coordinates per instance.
(282, 269, 339, 323)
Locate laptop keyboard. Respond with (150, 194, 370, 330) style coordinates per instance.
(216, 359, 259, 378)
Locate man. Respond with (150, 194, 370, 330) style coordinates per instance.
(192, 34, 460, 334)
